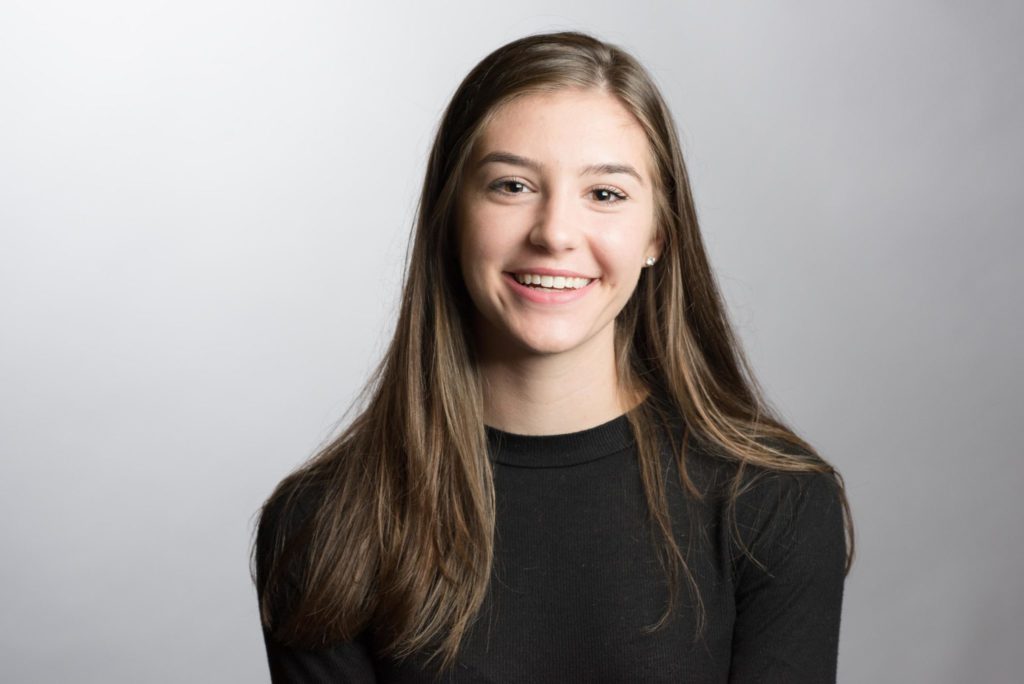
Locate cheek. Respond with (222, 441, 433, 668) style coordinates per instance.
(458, 229, 501, 298)
(595, 224, 650, 270)
(461, 206, 516, 264)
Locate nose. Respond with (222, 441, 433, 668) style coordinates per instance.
(528, 185, 582, 253)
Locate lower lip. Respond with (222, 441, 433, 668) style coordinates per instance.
(503, 273, 598, 304)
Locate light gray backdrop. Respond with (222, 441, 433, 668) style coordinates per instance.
(1, 1, 1021, 682)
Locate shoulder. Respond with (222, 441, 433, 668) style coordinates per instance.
(730, 466, 847, 582)
(734, 468, 843, 530)
(255, 473, 327, 591)
(669, 426, 847, 577)
(678, 430, 844, 540)
(257, 474, 317, 541)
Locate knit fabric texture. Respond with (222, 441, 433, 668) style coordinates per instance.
(258, 408, 847, 683)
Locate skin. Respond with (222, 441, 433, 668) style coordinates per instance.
(456, 87, 662, 436)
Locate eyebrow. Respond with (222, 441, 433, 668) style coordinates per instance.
(476, 151, 645, 186)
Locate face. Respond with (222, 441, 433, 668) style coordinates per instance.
(456, 87, 662, 360)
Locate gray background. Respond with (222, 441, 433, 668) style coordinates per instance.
(1, 1, 1021, 682)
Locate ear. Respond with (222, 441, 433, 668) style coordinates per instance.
(646, 231, 664, 263)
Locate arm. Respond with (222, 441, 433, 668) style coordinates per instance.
(262, 627, 377, 684)
(728, 471, 848, 683)
(255, 487, 378, 684)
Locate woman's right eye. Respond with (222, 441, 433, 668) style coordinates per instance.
(488, 178, 532, 195)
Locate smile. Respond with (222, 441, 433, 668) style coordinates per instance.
(503, 272, 599, 304)
(513, 273, 592, 290)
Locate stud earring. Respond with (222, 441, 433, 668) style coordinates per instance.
(644, 256, 657, 266)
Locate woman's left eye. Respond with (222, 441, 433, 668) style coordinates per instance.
(591, 186, 628, 203)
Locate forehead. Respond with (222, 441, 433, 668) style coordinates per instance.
(471, 88, 654, 175)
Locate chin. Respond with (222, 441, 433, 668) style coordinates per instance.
(512, 330, 587, 356)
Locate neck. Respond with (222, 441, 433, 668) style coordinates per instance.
(475, 323, 646, 436)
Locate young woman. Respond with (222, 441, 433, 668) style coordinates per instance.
(253, 30, 854, 683)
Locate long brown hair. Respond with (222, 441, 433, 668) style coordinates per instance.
(253, 29, 855, 672)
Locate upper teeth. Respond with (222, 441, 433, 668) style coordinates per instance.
(514, 273, 592, 289)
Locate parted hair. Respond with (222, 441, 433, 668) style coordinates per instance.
(252, 29, 855, 673)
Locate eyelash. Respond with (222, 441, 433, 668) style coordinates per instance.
(488, 177, 629, 204)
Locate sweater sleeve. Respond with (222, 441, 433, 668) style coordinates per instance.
(255, 487, 377, 684)
(727, 470, 848, 683)
(261, 629, 377, 684)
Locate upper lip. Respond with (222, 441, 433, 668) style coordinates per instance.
(506, 267, 598, 279)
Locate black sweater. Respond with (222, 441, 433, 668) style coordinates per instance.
(257, 410, 847, 683)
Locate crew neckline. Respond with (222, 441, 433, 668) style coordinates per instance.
(485, 410, 637, 468)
